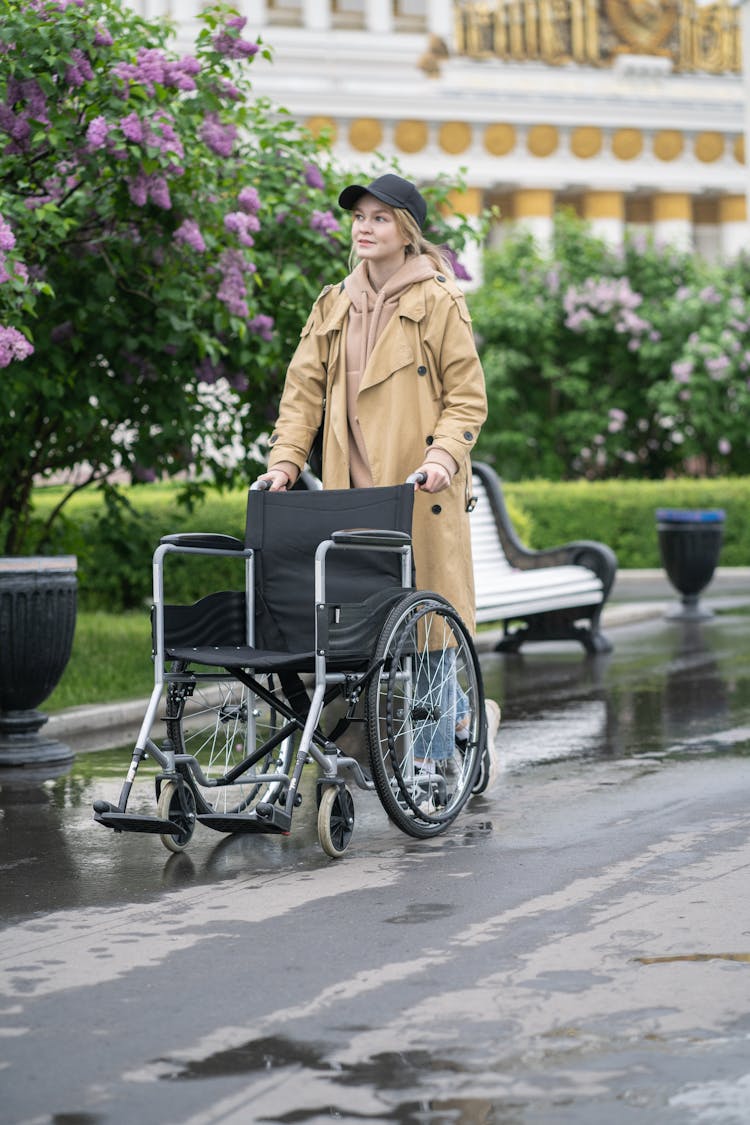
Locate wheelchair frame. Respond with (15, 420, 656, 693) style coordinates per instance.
(94, 482, 486, 858)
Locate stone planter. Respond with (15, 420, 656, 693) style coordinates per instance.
(0, 556, 77, 767)
(656, 509, 725, 621)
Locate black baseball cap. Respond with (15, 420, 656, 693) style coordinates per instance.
(338, 173, 427, 229)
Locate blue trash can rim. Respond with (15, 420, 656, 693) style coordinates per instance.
(656, 508, 725, 523)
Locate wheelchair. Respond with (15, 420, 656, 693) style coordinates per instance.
(93, 477, 487, 858)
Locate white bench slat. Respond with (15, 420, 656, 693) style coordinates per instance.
(470, 474, 604, 623)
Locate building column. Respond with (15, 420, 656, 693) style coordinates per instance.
(718, 194, 750, 258)
(365, 0, 393, 33)
(444, 187, 485, 289)
(428, 0, 454, 40)
(652, 193, 693, 251)
(303, 0, 331, 31)
(511, 188, 554, 250)
(581, 190, 624, 248)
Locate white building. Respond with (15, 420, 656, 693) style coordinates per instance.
(133, 1, 749, 263)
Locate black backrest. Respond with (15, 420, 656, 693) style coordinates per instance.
(245, 485, 414, 654)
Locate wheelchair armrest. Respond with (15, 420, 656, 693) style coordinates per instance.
(160, 533, 245, 551)
(331, 528, 412, 548)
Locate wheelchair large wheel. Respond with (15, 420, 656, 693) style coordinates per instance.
(165, 669, 295, 819)
(365, 591, 485, 839)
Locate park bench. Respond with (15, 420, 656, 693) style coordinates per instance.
(470, 461, 617, 654)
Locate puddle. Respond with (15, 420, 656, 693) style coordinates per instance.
(636, 952, 750, 965)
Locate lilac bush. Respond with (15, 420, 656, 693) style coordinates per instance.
(470, 212, 750, 479)
(0, 0, 482, 555)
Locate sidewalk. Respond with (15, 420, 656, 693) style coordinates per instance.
(46, 568, 749, 752)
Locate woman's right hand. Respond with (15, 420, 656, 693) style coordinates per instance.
(256, 469, 291, 492)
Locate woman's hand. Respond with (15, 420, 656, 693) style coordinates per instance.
(413, 462, 451, 493)
(256, 469, 291, 492)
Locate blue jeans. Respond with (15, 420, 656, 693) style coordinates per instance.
(412, 650, 469, 762)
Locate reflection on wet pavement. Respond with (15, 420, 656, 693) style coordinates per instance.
(1, 608, 749, 925)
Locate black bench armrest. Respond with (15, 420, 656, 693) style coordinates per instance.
(472, 462, 618, 598)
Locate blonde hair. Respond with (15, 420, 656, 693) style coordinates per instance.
(347, 202, 454, 277)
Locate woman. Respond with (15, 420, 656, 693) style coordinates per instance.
(259, 172, 500, 780)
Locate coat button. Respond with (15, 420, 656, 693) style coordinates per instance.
(269, 434, 278, 444)
(463, 431, 473, 441)
(431, 504, 442, 514)
(425, 435, 434, 445)
(417, 365, 427, 375)
(436, 275, 446, 282)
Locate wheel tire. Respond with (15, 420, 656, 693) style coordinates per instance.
(158, 780, 197, 853)
(365, 591, 484, 839)
(165, 667, 295, 822)
(317, 785, 355, 859)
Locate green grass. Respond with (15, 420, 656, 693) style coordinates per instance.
(46, 611, 154, 712)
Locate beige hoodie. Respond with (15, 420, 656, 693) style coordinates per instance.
(343, 255, 458, 488)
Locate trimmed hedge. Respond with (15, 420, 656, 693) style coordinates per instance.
(28, 476, 749, 610)
(504, 477, 749, 569)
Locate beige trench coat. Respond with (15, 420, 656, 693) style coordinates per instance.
(267, 272, 488, 632)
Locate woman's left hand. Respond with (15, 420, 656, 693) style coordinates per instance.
(413, 463, 451, 493)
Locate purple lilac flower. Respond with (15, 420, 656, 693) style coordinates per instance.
(174, 219, 206, 253)
(217, 78, 242, 101)
(113, 49, 201, 96)
(127, 172, 148, 207)
(217, 249, 254, 318)
(718, 438, 732, 455)
(310, 209, 340, 235)
(224, 210, 260, 247)
(0, 215, 16, 253)
(248, 314, 274, 341)
(698, 285, 722, 306)
(238, 186, 260, 214)
(304, 162, 325, 190)
(120, 112, 144, 143)
(706, 355, 731, 379)
(212, 24, 259, 59)
(146, 114, 185, 163)
(93, 26, 113, 46)
(65, 48, 94, 88)
(0, 325, 33, 368)
(200, 113, 237, 158)
(148, 176, 171, 210)
(228, 371, 249, 391)
(0, 255, 9, 285)
(671, 360, 693, 382)
(86, 115, 109, 149)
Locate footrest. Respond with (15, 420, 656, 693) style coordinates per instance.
(198, 807, 292, 836)
(94, 811, 182, 834)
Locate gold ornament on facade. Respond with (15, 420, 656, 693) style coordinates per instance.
(611, 128, 643, 160)
(438, 121, 473, 155)
(605, 0, 677, 54)
(484, 123, 517, 156)
(453, 0, 740, 74)
(527, 124, 559, 157)
(348, 118, 383, 153)
(694, 131, 724, 163)
(653, 130, 683, 162)
(394, 120, 429, 154)
(734, 136, 745, 166)
(571, 126, 602, 159)
(306, 116, 338, 143)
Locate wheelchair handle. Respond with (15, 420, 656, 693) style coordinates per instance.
(407, 471, 427, 486)
(252, 478, 271, 491)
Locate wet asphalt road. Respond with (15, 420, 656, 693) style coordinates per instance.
(1, 597, 750, 1124)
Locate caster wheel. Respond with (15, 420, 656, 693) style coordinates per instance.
(317, 785, 355, 859)
(158, 781, 197, 853)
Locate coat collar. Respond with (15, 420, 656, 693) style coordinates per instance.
(315, 278, 428, 336)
